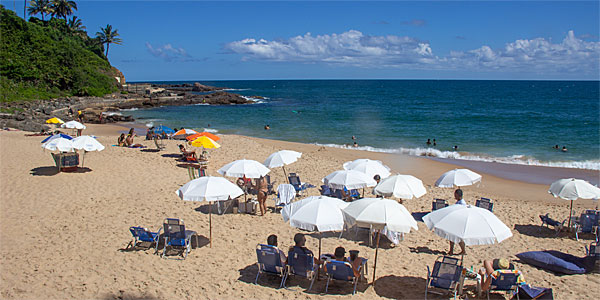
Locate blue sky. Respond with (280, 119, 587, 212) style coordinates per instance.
(6, 1, 600, 81)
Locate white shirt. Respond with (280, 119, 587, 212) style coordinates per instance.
(456, 199, 467, 205)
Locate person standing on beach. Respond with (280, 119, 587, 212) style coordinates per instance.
(255, 176, 268, 216)
(449, 189, 466, 255)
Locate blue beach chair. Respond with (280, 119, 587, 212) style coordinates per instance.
(539, 213, 566, 235)
(255, 244, 287, 288)
(487, 272, 521, 300)
(575, 211, 598, 241)
(282, 249, 317, 290)
(425, 256, 463, 300)
(127, 226, 160, 252)
(160, 218, 196, 260)
(432, 199, 449, 211)
(324, 260, 361, 295)
(476, 197, 494, 212)
(320, 185, 334, 197)
(288, 173, 315, 196)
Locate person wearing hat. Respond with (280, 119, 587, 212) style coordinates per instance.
(479, 258, 525, 291)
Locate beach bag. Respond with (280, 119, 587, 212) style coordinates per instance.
(512, 284, 553, 299)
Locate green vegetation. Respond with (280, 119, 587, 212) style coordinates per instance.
(96, 24, 122, 59)
(0, 4, 121, 102)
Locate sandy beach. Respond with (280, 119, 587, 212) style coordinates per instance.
(1, 123, 598, 299)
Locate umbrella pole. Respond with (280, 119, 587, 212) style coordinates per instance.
(81, 151, 86, 167)
(283, 166, 289, 184)
(372, 230, 381, 286)
(568, 200, 573, 229)
(317, 234, 322, 280)
(209, 202, 213, 248)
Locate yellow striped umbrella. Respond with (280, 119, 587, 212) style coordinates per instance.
(190, 136, 221, 149)
(45, 117, 65, 124)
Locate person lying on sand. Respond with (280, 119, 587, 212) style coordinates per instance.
(478, 258, 525, 291)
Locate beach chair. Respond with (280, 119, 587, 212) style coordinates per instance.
(574, 211, 597, 241)
(255, 244, 287, 288)
(539, 213, 566, 235)
(476, 197, 494, 212)
(265, 175, 276, 195)
(288, 173, 314, 196)
(276, 184, 296, 210)
(324, 260, 360, 295)
(425, 256, 463, 300)
(160, 218, 196, 260)
(487, 272, 521, 300)
(320, 185, 334, 197)
(282, 249, 317, 290)
(127, 226, 160, 252)
(432, 199, 449, 211)
(187, 166, 207, 180)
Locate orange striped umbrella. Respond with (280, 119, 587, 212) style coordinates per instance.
(173, 128, 198, 136)
(186, 132, 220, 141)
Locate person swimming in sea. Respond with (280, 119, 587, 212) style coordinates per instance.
(264, 125, 270, 130)
(353, 142, 358, 147)
(553, 145, 559, 149)
(426, 139, 431, 146)
(562, 146, 568, 152)
(433, 139, 437, 146)
(453, 145, 459, 151)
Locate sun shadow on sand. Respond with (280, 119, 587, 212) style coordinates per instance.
(176, 163, 199, 169)
(140, 148, 160, 153)
(238, 264, 285, 288)
(101, 291, 160, 300)
(514, 224, 568, 239)
(30, 166, 92, 176)
(161, 153, 181, 158)
(409, 246, 447, 255)
(374, 275, 426, 299)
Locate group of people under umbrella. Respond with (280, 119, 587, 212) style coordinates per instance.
(41, 119, 105, 169)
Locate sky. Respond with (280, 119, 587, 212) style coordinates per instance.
(5, 0, 600, 81)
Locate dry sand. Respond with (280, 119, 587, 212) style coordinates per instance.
(0, 124, 598, 299)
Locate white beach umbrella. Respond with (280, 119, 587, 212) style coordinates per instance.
(435, 168, 482, 188)
(264, 150, 302, 182)
(323, 170, 377, 190)
(176, 176, 244, 247)
(42, 137, 74, 152)
(217, 159, 270, 179)
(422, 204, 512, 246)
(282, 195, 349, 231)
(342, 198, 418, 285)
(548, 178, 600, 227)
(374, 174, 427, 199)
(61, 120, 86, 130)
(72, 136, 105, 167)
(343, 159, 391, 179)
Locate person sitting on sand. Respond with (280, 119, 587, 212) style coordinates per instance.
(478, 258, 525, 292)
(449, 189, 467, 255)
(289, 233, 320, 264)
(125, 128, 136, 146)
(263, 234, 286, 265)
(179, 144, 197, 160)
(117, 133, 126, 147)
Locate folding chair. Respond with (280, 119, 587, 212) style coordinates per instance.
(324, 260, 361, 295)
(425, 256, 463, 299)
(575, 211, 597, 241)
(160, 218, 196, 260)
(282, 249, 317, 290)
(476, 197, 494, 212)
(432, 199, 449, 211)
(127, 226, 160, 252)
(539, 213, 566, 235)
(255, 244, 287, 288)
(487, 272, 521, 300)
(288, 173, 314, 196)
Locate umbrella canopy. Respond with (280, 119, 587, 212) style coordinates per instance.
(264, 150, 302, 168)
(176, 176, 244, 202)
(548, 178, 600, 201)
(323, 170, 377, 190)
(343, 159, 391, 179)
(374, 174, 427, 199)
(186, 132, 221, 142)
(72, 136, 105, 152)
(343, 198, 418, 232)
(218, 159, 270, 178)
(173, 128, 198, 136)
(42, 137, 74, 152)
(282, 196, 349, 232)
(61, 120, 86, 130)
(45, 117, 64, 124)
(422, 204, 512, 246)
(41, 133, 73, 143)
(153, 125, 175, 135)
(435, 168, 482, 188)
(189, 136, 221, 149)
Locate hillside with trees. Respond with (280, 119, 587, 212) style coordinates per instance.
(0, 2, 122, 102)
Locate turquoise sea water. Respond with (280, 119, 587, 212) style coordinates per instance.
(125, 80, 600, 170)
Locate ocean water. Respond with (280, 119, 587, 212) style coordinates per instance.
(125, 80, 600, 170)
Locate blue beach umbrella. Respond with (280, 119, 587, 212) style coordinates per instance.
(41, 133, 73, 143)
(153, 125, 175, 135)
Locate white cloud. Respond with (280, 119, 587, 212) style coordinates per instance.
(224, 30, 600, 77)
(146, 42, 191, 61)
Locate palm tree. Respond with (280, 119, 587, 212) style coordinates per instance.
(96, 24, 123, 59)
(28, 0, 53, 21)
(50, 0, 77, 21)
(67, 16, 85, 32)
